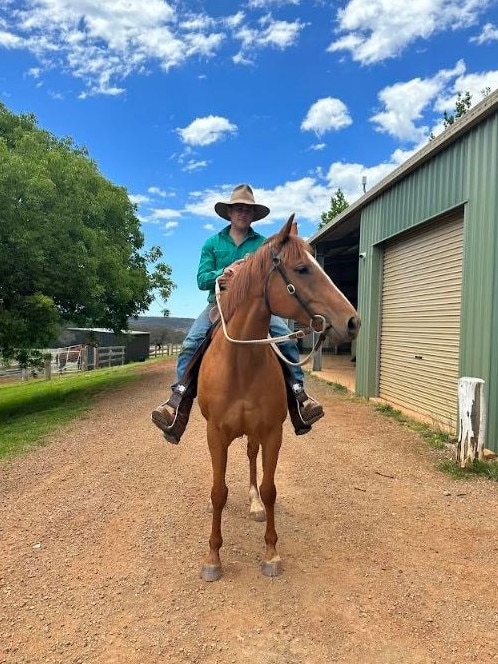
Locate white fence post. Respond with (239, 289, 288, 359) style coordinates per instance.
(456, 377, 486, 468)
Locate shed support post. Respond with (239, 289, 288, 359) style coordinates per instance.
(456, 377, 486, 468)
(312, 250, 325, 372)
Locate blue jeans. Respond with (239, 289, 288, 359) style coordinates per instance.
(175, 303, 304, 385)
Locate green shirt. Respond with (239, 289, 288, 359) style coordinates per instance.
(197, 225, 266, 303)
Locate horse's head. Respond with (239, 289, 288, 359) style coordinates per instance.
(264, 215, 361, 345)
(220, 215, 360, 345)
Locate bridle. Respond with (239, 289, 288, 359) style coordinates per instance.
(265, 242, 333, 337)
(214, 240, 334, 367)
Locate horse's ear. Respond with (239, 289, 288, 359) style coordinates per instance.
(280, 213, 296, 239)
(274, 214, 297, 245)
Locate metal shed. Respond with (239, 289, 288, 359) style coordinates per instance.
(309, 89, 498, 452)
(64, 328, 150, 364)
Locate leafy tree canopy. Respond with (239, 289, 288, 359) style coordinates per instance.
(442, 91, 472, 128)
(0, 102, 175, 359)
(318, 188, 349, 229)
(428, 89, 492, 141)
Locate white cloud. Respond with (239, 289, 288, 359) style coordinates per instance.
(224, 12, 245, 30)
(0, 0, 223, 95)
(176, 115, 238, 146)
(301, 97, 352, 136)
(151, 208, 182, 219)
(328, 0, 488, 65)
(180, 149, 424, 230)
(0, 2, 307, 94)
(471, 22, 498, 44)
(325, 159, 406, 202)
(183, 159, 208, 172)
(164, 221, 178, 230)
(0, 30, 22, 48)
(435, 69, 498, 113)
(248, 0, 300, 7)
(129, 193, 150, 205)
(233, 15, 305, 64)
(370, 60, 467, 141)
(148, 186, 173, 197)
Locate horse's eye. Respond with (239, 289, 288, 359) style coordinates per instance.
(295, 264, 310, 275)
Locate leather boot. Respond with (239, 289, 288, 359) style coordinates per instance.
(151, 327, 216, 444)
(287, 383, 324, 435)
(151, 381, 195, 445)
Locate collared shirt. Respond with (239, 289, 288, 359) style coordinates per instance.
(197, 225, 266, 303)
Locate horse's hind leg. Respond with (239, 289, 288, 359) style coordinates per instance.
(201, 426, 228, 582)
(247, 437, 265, 522)
(259, 430, 283, 577)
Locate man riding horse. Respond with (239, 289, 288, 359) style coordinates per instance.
(151, 184, 325, 444)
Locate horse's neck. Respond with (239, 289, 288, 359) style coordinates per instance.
(225, 298, 271, 342)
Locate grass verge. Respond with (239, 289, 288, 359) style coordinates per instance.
(372, 402, 498, 482)
(0, 364, 141, 460)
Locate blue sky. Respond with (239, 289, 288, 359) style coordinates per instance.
(2, 0, 498, 318)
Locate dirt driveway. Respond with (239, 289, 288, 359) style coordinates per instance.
(1, 360, 498, 664)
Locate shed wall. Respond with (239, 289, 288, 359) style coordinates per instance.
(355, 112, 498, 451)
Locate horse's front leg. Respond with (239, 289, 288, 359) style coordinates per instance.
(247, 436, 266, 522)
(201, 424, 229, 582)
(259, 428, 283, 577)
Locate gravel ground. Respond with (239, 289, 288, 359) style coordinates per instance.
(1, 359, 498, 664)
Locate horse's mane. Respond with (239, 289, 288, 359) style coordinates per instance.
(220, 232, 311, 320)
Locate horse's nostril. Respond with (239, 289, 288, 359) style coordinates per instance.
(348, 315, 361, 333)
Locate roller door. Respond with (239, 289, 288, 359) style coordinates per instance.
(379, 215, 463, 430)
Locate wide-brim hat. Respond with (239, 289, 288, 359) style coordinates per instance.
(214, 184, 270, 222)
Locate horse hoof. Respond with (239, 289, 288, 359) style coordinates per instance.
(261, 556, 282, 577)
(200, 564, 223, 582)
(250, 509, 266, 522)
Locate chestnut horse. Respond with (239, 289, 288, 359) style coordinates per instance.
(197, 215, 360, 581)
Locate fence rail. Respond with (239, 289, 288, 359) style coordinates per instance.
(149, 344, 181, 357)
(0, 344, 126, 382)
(92, 346, 126, 369)
(1, 342, 178, 383)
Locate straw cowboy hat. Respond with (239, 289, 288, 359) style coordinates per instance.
(215, 184, 270, 222)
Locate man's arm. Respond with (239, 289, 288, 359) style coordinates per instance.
(196, 239, 226, 292)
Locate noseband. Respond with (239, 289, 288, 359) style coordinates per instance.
(264, 243, 332, 336)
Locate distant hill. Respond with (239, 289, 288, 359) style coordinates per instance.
(128, 316, 194, 332)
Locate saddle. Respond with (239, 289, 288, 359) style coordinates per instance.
(172, 319, 311, 436)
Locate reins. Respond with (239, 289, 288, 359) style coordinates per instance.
(214, 241, 331, 367)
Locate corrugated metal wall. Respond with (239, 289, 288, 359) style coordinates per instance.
(379, 216, 463, 430)
(355, 112, 498, 451)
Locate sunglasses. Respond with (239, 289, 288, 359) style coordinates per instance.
(231, 204, 254, 214)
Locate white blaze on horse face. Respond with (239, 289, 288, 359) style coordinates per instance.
(308, 253, 354, 307)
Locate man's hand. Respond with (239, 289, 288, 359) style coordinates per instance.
(218, 258, 247, 288)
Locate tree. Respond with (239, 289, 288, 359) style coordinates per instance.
(319, 188, 349, 229)
(429, 91, 473, 140)
(0, 103, 175, 359)
(442, 91, 472, 128)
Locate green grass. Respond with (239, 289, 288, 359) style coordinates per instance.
(373, 402, 451, 450)
(0, 365, 141, 459)
(325, 380, 349, 394)
(437, 458, 498, 481)
(372, 402, 498, 481)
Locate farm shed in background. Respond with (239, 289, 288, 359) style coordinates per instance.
(309, 89, 498, 453)
(63, 328, 150, 364)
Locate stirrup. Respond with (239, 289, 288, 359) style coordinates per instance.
(151, 382, 194, 445)
(151, 404, 181, 445)
(292, 384, 324, 427)
(298, 398, 324, 426)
